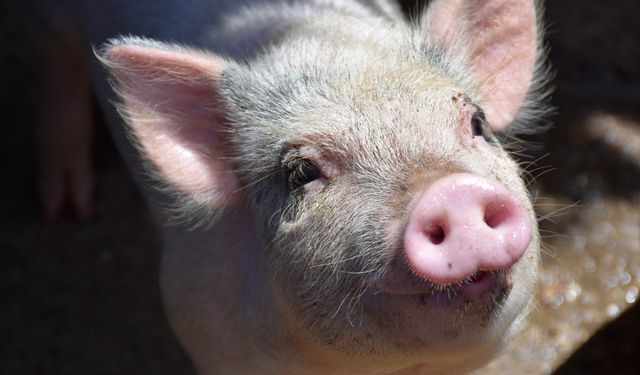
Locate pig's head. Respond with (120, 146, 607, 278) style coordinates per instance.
(101, 0, 544, 371)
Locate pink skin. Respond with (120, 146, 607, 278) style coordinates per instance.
(402, 173, 532, 287)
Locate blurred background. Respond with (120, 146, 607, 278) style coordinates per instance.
(1, 0, 639, 373)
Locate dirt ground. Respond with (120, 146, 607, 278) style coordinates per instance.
(1, 1, 639, 374)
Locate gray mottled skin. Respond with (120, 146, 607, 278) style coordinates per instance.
(35, 0, 545, 373)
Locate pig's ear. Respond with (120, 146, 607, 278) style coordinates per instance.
(423, 0, 538, 131)
(99, 38, 239, 208)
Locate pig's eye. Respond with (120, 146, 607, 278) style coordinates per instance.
(471, 110, 486, 138)
(287, 158, 322, 190)
(470, 108, 498, 144)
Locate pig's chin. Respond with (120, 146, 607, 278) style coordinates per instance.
(289, 264, 534, 368)
(370, 272, 520, 349)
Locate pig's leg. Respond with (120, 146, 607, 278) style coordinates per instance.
(35, 15, 93, 221)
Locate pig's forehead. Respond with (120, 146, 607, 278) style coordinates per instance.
(246, 32, 474, 125)
(293, 70, 467, 138)
(238, 49, 469, 123)
(304, 88, 460, 133)
(228, 54, 472, 155)
(284, 38, 464, 95)
(223, 23, 483, 150)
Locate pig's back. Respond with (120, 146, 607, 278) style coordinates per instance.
(47, 0, 401, 52)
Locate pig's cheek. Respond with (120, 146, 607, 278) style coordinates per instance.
(467, 135, 499, 157)
(470, 134, 488, 148)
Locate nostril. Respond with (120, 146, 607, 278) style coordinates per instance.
(483, 200, 511, 229)
(424, 223, 446, 245)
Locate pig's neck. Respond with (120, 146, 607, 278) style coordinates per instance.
(159, 203, 277, 364)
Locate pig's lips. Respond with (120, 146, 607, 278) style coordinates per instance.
(376, 269, 506, 300)
(456, 271, 496, 297)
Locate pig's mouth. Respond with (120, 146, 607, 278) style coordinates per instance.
(454, 271, 513, 303)
(375, 268, 512, 303)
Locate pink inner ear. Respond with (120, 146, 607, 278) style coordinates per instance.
(105, 43, 240, 208)
(425, 0, 537, 131)
(424, 0, 466, 46)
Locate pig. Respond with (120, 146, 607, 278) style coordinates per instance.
(35, 0, 547, 373)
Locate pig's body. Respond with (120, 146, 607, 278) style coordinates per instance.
(35, 0, 545, 373)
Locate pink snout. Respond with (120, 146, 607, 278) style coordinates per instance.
(403, 173, 532, 285)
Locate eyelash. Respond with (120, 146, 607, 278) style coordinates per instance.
(285, 156, 322, 191)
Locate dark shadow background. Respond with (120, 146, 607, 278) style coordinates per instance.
(1, 1, 639, 374)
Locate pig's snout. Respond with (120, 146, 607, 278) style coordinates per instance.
(403, 173, 532, 285)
